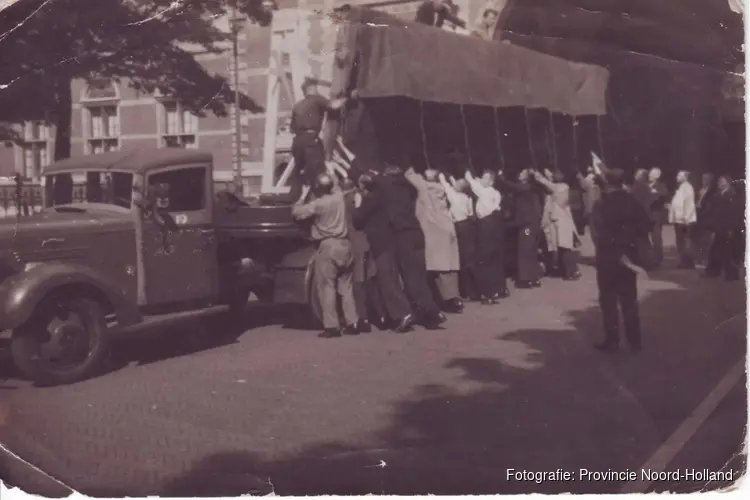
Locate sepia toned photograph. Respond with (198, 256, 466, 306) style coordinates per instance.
(0, 0, 746, 496)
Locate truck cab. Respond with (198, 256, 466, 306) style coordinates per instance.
(0, 149, 314, 386)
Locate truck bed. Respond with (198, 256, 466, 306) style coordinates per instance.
(214, 192, 308, 240)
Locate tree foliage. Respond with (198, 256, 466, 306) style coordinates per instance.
(0, 0, 275, 156)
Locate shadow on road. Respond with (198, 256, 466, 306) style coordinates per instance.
(75, 262, 747, 497)
(2, 247, 746, 496)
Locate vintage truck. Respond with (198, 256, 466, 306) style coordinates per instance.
(0, 149, 316, 385)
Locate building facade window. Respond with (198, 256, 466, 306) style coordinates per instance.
(161, 101, 198, 149)
(81, 80, 120, 154)
(19, 121, 51, 180)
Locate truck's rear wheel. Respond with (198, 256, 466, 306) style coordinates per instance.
(10, 297, 110, 386)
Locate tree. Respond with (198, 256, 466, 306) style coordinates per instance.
(0, 0, 276, 159)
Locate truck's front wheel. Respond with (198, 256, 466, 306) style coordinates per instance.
(10, 297, 110, 386)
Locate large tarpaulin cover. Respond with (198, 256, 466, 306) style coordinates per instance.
(333, 7, 610, 117)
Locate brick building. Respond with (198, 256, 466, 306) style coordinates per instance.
(0, 0, 488, 194)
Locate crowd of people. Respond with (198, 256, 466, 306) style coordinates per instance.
(285, 65, 743, 347)
(289, 150, 744, 350)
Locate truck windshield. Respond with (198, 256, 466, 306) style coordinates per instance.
(45, 171, 134, 209)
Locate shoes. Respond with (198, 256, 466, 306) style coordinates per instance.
(480, 296, 496, 305)
(563, 272, 582, 281)
(594, 341, 618, 352)
(318, 328, 342, 339)
(532, 280, 542, 288)
(357, 319, 372, 333)
(341, 324, 360, 336)
(393, 314, 415, 333)
(422, 312, 447, 330)
(515, 280, 534, 289)
(442, 298, 464, 313)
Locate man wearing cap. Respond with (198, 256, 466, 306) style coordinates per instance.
(415, 0, 467, 29)
(292, 173, 359, 338)
(590, 168, 651, 352)
(289, 79, 347, 201)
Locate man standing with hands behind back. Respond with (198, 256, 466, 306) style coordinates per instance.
(590, 168, 651, 353)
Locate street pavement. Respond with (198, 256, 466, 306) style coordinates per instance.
(0, 231, 746, 496)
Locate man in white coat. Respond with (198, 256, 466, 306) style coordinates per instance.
(669, 170, 697, 269)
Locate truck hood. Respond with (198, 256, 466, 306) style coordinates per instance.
(0, 205, 134, 267)
(0, 205, 132, 236)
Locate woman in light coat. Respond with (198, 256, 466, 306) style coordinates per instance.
(669, 170, 697, 268)
(405, 167, 463, 313)
(535, 169, 581, 280)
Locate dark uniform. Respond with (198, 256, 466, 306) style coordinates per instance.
(345, 190, 385, 329)
(290, 94, 329, 200)
(706, 188, 742, 281)
(498, 177, 542, 285)
(352, 186, 413, 327)
(415, 0, 466, 28)
(376, 170, 443, 326)
(591, 188, 651, 350)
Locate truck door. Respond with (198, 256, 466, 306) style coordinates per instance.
(138, 164, 219, 307)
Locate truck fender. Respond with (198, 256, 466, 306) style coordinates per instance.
(0, 262, 142, 331)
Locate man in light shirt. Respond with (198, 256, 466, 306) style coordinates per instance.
(668, 170, 697, 269)
(439, 172, 480, 301)
(465, 168, 509, 304)
(292, 174, 358, 338)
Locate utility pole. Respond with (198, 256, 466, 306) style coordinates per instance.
(230, 6, 245, 195)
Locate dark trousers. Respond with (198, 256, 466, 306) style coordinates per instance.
(517, 224, 541, 282)
(395, 229, 440, 316)
(289, 132, 326, 200)
(455, 219, 480, 298)
(353, 278, 386, 321)
(706, 231, 740, 279)
(692, 224, 713, 265)
(674, 224, 695, 267)
(373, 249, 412, 321)
(596, 264, 641, 348)
(559, 247, 579, 278)
(650, 221, 664, 266)
(475, 212, 506, 297)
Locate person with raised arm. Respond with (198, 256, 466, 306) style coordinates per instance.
(534, 168, 582, 281)
(439, 171, 480, 301)
(291, 174, 358, 338)
(375, 163, 446, 329)
(289, 78, 349, 202)
(464, 168, 509, 303)
(405, 167, 463, 313)
(497, 168, 543, 288)
(352, 172, 416, 333)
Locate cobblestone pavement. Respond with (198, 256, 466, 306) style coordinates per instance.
(0, 233, 746, 496)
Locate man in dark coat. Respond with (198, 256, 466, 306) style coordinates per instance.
(705, 175, 742, 281)
(694, 172, 718, 266)
(343, 179, 386, 332)
(353, 172, 416, 333)
(375, 164, 446, 329)
(497, 168, 543, 288)
(288, 79, 347, 201)
(590, 168, 651, 352)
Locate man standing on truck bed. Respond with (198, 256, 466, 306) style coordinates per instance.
(289, 78, 347, 202)
(292, 173, 359, 338)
